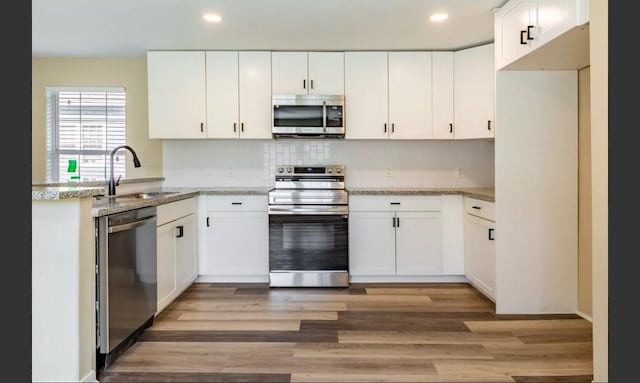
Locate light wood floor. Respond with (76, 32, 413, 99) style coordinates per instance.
(98, 283, 593, 383)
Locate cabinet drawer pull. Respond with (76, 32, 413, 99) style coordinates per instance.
(200, 122, 204, 132)
(392, 217, 396, 227)
(396, 217, 400, 227)
(241, 122, 244, 132)
(520, 30, 527, 44)
(487, 120, 492, 130)
(303, 79, 306, 89)
(233, 122, 237, 132)
(390, 202, 401, 205)
(472, 206, 481, 210)
(310, 79, 314, 89)
(391, 123, 395, 133)
(449, 123, 453, 133)
(176, 225, 184, 238)
(384, 123, 387, 133)
(488, 228, 495, 241)
(231, 202, 243, 205)
(527, 25, 534, 40)
(206, 217, 210, 227)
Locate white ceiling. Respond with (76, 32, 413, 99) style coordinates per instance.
(32, 0, 507, 57)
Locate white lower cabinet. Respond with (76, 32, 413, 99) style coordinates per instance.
(463, 197, 496, 301)
(203, 195, 269, 282)
(349, 195, 451, 281)
(156, 197, 198, 314)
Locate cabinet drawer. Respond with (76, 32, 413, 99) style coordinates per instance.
(349, 195, 442, 212)
(464, 197, 495, 222)
(157, 197, 197, 226)
(206, 195, 268, 211)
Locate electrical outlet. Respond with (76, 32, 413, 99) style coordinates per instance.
(455, 168, 464, 178)
(386, 168, 393, 177)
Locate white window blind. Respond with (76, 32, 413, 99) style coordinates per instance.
(46, 87, 126, 182)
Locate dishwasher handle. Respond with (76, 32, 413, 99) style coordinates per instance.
(108, 216, 157, 233)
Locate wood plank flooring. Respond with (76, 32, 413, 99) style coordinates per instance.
(98, 283, 592, 383)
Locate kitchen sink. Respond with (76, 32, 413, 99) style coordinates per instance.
(94, 191, 180, 201)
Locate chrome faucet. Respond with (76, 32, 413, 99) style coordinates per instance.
(107, 145, 141, 195)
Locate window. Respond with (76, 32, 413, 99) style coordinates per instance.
(46, 87, 126, 182)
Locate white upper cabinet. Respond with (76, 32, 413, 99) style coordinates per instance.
(308, 52, 344, 95)
(344, 52, 389, 140)
(272, 51, 344, 95)
(206, 51, 240, 139)
(148, 51, 207, 139)
(432, 52, 455, 139)
(454, 44, 495, 139)
(495, 0, 589, 70)
(388, 52, 433, 139)
(206, 51, 271, 139)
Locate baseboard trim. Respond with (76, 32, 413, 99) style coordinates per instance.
(349, 275, 468, 283)
(576, 310, 593, 322)
(81, 370, 97, 382)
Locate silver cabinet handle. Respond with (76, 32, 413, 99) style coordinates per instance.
(310, 79, 314, 89)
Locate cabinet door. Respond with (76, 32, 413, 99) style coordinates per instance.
(344, 52, 389, 139)
(308, 52, 344, 95)
(349, 212, 396, 276)
(206, 211, 269, 276)
(388, 52, 433, 139)
(239, 51, 272, 139)
(156, 222, 176, 313)
(495, 0, 535, 70)
(454, 44, 495, 139)
(272, 52, 308, 95)
(464, 214, 496, 300)
(147, 51, 207, 138)
(432, 52, 455, 139)
(534, 0, 579, 47)
(395, 212, 443, 275)
(206, 51, 240, 138)
(175, 214, 197, 290)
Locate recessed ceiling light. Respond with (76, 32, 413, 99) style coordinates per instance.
(430, 13, 448, 22)
(203, 13, 222, 23)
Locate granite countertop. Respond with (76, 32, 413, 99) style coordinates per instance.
(32, 176, 165, 188)
(32, 186, 106, 200)
(35, 183, 494, 216)
(91, 187, 272, 217)
(347, 187, 495, 202)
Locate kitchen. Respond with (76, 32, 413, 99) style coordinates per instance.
(31, 0, 608, 382)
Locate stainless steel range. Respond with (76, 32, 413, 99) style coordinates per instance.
(268, 165, 349, 287)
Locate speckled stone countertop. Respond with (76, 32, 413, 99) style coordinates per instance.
(32, 176, 165, 188)
(91, 187, 272, 217)
(347, 187, 495, 202)
(32, 186, 106, 200)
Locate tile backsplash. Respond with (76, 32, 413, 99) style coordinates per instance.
(162, 139, 495, 188)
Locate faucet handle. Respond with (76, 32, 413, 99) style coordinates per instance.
(115, 174, 122, 186)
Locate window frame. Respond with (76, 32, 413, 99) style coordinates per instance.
(46, 86, 127, 182)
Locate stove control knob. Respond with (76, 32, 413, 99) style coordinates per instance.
(327, 169, 333, 174)
(278, 167, 284, 173)
(287, 167, 293, 173)
(336, 168, 342, 174)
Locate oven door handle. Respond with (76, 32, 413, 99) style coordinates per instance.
(268, 206, 348, 215)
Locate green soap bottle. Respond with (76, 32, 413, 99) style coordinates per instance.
(67, 159, 80, 182)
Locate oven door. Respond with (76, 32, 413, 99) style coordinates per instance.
(269, 212, 348, 273)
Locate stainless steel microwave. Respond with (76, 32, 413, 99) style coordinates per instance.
(272, 95, 345, 138)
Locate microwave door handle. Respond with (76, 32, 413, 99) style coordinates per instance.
(322, 101, 327, 132)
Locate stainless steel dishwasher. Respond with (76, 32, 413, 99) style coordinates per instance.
(95, 206, 157, 368)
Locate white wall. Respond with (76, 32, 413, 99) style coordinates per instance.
(495, 70, 577, 314)
(162, 139, 495, 188)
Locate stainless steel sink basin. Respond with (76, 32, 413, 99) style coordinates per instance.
(94, 191, 179, 201)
